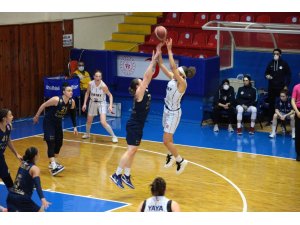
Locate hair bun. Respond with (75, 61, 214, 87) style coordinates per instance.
(186, 66, 196, 79)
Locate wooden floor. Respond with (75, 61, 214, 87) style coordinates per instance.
(5, 132, 300, 212)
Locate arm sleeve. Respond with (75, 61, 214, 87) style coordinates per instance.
(70, 108, 77, 127)
(251, 88, 258, 106)
(213, 89, 220, 106)
(235, 88, 241, 105)
(229, 87, 235, 106)
(33, 177, 44, 199)
(275, 99, 280, 110)
(265, 62, 272, 76)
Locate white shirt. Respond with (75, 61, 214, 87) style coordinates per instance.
(164, 79, 185, 110)
(142, 196, 172, 212)
(90, 80, 106, 102)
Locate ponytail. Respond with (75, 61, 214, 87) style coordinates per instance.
(186, 66, 196, 79)
(179, 66, 196, 79)
(128, 78, 140, 96)
(23, 147, 38, 163)
(0, 109, 10, 122)
(150, 177, 166, 196)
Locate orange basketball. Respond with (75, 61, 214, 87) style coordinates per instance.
(154, 26, 167, 41)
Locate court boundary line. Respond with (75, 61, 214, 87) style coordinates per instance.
(64, 129, 295, 161)
(13, 118, 294, 160)
(35, 135, 248, 212)
(11, 119, 113, 141)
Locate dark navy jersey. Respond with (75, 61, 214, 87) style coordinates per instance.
(236, 86, 257, 107)
(45, 96, 72, 121)
(10, 161, 35, 197)
(275, 97, 293, 114)
(129, 90, 151, 124)
(0, 123, 11, 155)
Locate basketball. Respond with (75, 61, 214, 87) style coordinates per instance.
(154, 26, 167, 41)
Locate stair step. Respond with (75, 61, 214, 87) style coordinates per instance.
(124, 15, 158, 25)
(112, 33, 145, 43)
(104, 40, 139, 52)
(131, 12, 163, 17)
(118, 23, 152, 35)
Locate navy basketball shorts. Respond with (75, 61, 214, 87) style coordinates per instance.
(43, 118, 63, 142)
(7, 192, 40, 212)
(0, 155, 10, 179)
(126, 122, 144, 146)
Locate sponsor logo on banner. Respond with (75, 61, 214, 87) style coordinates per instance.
(46, 85, 60, 91)
(70, 85, 79, 90)
(117, 55, 177, 81)
(119, 56, 136, 76)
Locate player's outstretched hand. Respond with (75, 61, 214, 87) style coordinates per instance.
(33, 115, 39, 124)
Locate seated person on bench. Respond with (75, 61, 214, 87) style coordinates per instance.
(269, 89, 295, 138)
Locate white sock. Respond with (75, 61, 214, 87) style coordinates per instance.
(271, 124, 276, 134)
(290, 118, 295, 130)
(51, 161, 57, 169)
(237, 121, 242, 129)
(175, 155, 183, 163)
(124, 168, 131, 176)
(116, 167, 123, 175)
(250, 121, 255, 128)
(105, 124, 115, 137)
(86, 124, 91, 134)
(272, 119, 277, 133)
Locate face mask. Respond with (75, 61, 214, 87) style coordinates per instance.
(223, 84, 229, 90)
(78, 66, 84, 71)
(274, 55, 279, 61)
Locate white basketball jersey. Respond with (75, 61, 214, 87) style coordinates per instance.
(143, 196, 172, 212)
(164, 79, 185, 110)
(90, 80, 106, 102)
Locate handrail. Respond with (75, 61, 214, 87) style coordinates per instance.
(202, 20, 300, 34)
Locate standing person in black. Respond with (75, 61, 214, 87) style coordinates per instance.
(212, 79, 235, 133)
(110, 46, 161, 189)
(33, 84, 78, 176)
(7, 147, 51, 212)
(0, 109, 22, 189)
(265, 48, 291, 125)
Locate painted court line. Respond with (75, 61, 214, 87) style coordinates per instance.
(68, 130, 294, 161)
(35, 135, 248, 212)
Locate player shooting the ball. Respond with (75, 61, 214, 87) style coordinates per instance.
(157, 38, 196, 175)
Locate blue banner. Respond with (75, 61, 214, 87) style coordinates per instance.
(44, 76, 80, 98)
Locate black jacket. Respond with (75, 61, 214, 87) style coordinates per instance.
(265, 58, 291, 89)
(213, 86, 235, 107)
(236, 85, 257, 107)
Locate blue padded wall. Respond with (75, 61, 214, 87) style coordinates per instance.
(221, 50, 300, 91)
(70, 49, 220, 99)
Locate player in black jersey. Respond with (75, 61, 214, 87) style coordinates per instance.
(33, 84, 78, 176)
(0, 109, 22, 189)
(110, 45, 161, 189)
(7, 147, 51, 212)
